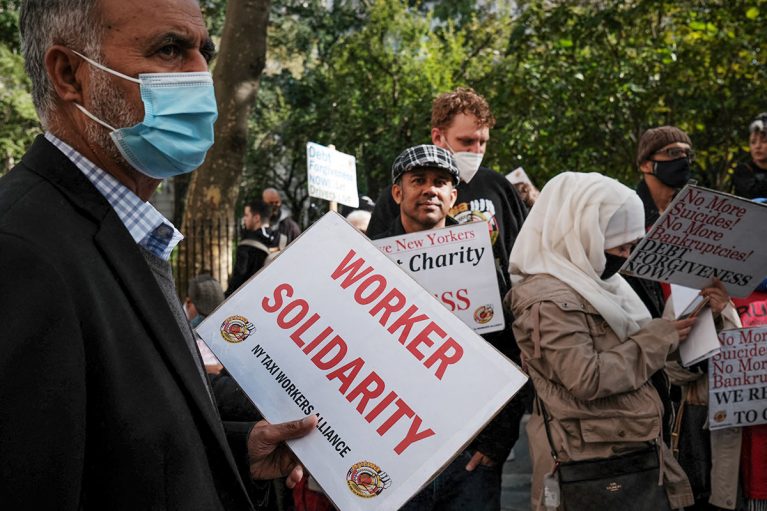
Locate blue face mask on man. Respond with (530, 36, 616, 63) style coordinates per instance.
(72, 50, 218, 179)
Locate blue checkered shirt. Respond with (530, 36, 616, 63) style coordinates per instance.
(45, 132, 183, 260)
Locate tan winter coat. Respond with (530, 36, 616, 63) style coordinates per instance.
(510, 274, 694, 510)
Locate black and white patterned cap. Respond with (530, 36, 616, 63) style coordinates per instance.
(391, 144, 459, 184)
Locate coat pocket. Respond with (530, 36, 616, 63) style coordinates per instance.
(580, 415, 659, 443)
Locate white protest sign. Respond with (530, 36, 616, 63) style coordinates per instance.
(371, 222, 504, 334)
(621, 185, 767, 297)
(307, 142, 359, 208)
(708, 326, 767, 430)
(196, 212, 527, 511)
(506, 167, 535, 187)
(670, 284, 720, 366)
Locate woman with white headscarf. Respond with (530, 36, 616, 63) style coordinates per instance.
(508, 172, 696, 510)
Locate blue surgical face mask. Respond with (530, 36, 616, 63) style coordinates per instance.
(72, 50, 218, 179)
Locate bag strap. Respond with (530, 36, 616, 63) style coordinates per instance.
(670, 392, 687, 458)
(239, 238, 270, 253)
(537, 397, 560, 467)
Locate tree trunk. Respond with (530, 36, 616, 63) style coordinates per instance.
(177, 0, 271, 296)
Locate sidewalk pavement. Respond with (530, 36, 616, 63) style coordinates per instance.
(501, 414, 532, 511)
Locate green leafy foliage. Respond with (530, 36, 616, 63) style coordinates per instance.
(0, 0, 764, 197)
(0, 43, 39, 173)
(244, 0, 767, 220)
(0, 2, 39, 174)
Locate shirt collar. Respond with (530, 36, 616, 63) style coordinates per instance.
(44, 131, 183, 260)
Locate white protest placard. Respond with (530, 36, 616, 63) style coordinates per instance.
(621, 185, 767, 297)
(708, 326, 767, 430)
(196, 212, 527, 511)
(506, 167, 535, 187)
(670, 284, 721, 366)
(371, 222, 504, 334)
(307, 142, 359, 208)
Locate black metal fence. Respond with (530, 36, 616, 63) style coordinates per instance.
(172, 216, 236, 300)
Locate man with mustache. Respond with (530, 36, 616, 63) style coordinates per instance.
(0, 1, 314, 509)
(371, 144, 520, 511)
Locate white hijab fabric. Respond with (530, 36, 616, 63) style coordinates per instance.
(509, 172, 651, 340)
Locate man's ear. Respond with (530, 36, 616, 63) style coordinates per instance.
(638, 160, 654, 175)
(430, 127, 442, 145)
(448, 187, 458, 208)
(44, 45, 86, 105)
(391, 183, 403, 205)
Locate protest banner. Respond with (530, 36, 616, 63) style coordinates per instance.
(371, 222, 504, 334)
(708, 326, 767, 430)
(196, 212, 527, 511)
(307, 142, 359, 208)
(621, 185, 767, 297)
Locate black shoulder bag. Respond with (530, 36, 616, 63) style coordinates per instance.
(539, 400, 671, 511)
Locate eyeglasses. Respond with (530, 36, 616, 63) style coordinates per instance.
(652, 147, 694, 161)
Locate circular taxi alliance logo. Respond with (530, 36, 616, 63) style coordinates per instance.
(713, 410, 727, 423)
(346, 461, 391, 499)
(474, 304, 494, 324)
(220, 315, 255, 344)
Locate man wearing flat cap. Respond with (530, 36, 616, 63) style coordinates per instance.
(371, 144, 523, 511)
(376, 144, 460, 237)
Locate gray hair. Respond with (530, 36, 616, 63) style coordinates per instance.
(19, 0, 101, 126)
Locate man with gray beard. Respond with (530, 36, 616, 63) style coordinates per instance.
(0, 1, 315, 509)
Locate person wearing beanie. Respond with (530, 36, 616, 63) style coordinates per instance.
(732, 113, 767, 199)
(635, 128, 746, 511)
(636, 126, 695, 227)
(624, 127, 696, 466)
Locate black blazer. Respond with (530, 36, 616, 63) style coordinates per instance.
(0, 136, 254, 510)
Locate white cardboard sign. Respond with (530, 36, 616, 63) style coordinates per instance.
(371, 222, 504, 334)
(708, 326, 767, 430)
(307, 142, 359, 208)
(196, 212, 527, 511)
(621, 185, 767, 297)
(505, 167, 535, 187)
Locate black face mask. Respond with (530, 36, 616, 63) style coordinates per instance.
(652, 157, 691, 188)
(601, 252, 627, 280)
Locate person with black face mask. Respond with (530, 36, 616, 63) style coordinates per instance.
(635, 126, 695, 226)
(625, 126, 695, 317)
(620, 126, 696, 448)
